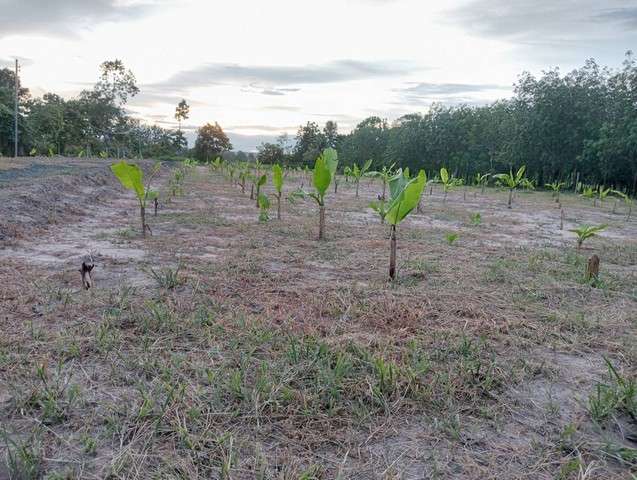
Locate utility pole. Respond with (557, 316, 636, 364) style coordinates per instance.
(14, 58, 19, 157)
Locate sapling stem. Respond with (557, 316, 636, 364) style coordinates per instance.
(318, 204, 325, 240)
(389, 225, 397, 280)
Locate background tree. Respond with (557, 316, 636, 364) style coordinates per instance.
(257, 142, 284, 164)
(175, 99, 190, 132)
(323, 120, 338, 148)
(194, 122, 232, 162)
(292, 122, 325, 166)
(0, 67, 30, 155)
(339, 116, 388, 168)
(94, 59, 139, 106)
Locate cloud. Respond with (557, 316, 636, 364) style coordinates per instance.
(262, 105, 301, 112)
(445, 0, 637, 42)
(0, 57, 34, 69)
(240, 85, 301, 96)
(128, 92, 209, 108)
(149, 59, 418, 95)
(394, 81, 511, 106)
(400, 82, 508, 96)
(0, 0, 156, 39)
(226, 124, 298, 132)
(594, 7, 637, 29)
(443, 0, 637, 65)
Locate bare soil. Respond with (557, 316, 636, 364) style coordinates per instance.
(0, 158, 635, 479)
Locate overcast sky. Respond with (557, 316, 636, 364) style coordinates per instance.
(1, 0, 635, 150)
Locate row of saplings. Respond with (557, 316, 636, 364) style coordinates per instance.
(109, 151, 616, 282)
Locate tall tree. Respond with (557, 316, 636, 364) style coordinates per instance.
(175, 99, 190, 132)
(323, 120, 338, 148)
(0, 67, 29, 155)
(194, 122, 232, 162)
(292, 121, 325, 166)
(257, 142, 284, 164)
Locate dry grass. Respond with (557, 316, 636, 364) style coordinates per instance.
(1, 160, 636, 479)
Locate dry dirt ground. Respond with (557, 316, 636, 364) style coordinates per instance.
(0, 157, 636, 479)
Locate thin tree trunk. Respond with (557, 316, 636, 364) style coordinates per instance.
(334, 179, 338, 194)
(356, 180, 360, 198)
(382, 180, 386, 201)
(560, 208, 564, 230)
(154, 198, 158, 217)
(318, 205, 325, 240)
(140, 205, 147, 238)
(481, 183, 486, 195)
(250, 184, 254, 200)
(508, 189, 513, 208)
(575, 171, 580, 191)
(389, 225, 397, 280)
(277, 194, 281, 220)
(255, 185, 260, 208)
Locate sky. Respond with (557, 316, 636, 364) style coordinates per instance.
(1, 0, 636, 150)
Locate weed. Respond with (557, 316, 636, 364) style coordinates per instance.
(445, 232, 459, 245)
(149, 263, 183, 289)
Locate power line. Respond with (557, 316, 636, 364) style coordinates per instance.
(14, 58, 19, 158)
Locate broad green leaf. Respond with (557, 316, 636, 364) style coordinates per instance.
(257, 174, 267, 187)
(440, 167, 449, 184)
(273, 164, 283, 192)
(388, 168, 409, 200)
(369, 200, 387, 217)
(258, 193, 270, 209)
(111, 161, 144, 202)
(322, 147, 339, 178)
(313, 155, 331, 198)
(515, 165, 526, 182)
(385, 170, 426, 225)
(362, 159, 373, 173)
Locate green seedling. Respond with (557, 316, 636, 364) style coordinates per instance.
(272, 163, 284, 219)
(494, 165, 527, 208)
(569, 224, 607, 250)
(111, 160, 160, 237)
(371, 168, 426, 279)
(445, 232, 459, 245)
(296, 148, 338, 240)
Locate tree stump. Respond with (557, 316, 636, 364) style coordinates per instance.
(586, 254, 600, 281)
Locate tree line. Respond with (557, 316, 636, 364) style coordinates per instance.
(3, 53, 636, 193)
(259, 52, 637, 193)
(0, 60, 188, 159)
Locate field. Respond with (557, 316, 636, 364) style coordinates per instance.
(1, 157, 636, 479)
